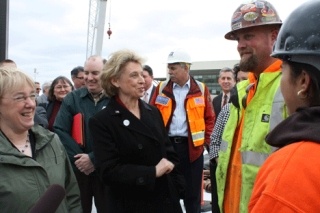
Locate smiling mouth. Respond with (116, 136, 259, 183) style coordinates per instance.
(241, 52, 251, 57)
(22, 112, 33, 117)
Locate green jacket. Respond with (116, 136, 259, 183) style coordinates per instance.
(217, 71, 287, 213)
(0, 125, 81, 213)
(53, 87, 109, 171)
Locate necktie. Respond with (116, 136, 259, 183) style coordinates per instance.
(222, 94, 228, 107)
(143, 92, 148, 102)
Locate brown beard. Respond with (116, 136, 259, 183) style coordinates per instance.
(239, 54, 258, 72)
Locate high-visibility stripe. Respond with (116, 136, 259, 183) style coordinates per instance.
(220, 140, 228, 152)
(270, 86, 284, 131)
(242, 151, 270, 167)
(158, 81, 167, 94)
(191, 131, 204, 141)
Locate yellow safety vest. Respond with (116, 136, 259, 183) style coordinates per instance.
(216, 71, 287, 213)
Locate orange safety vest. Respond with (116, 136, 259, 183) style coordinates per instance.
(154, 81, 206, 147)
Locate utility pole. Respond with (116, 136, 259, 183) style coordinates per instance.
(34, 68, 38, 81)
(86, 0, 107, 59)
(0, 0, 9, 61)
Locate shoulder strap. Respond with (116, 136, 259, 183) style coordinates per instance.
(158, 80, 169, 94)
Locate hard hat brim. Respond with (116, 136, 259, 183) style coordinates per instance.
(225, 23, 282, 40)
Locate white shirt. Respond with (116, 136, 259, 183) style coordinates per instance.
(142, 85, 153, 103)
(168, 79, 190, 137)
(221, 92, 230, 108)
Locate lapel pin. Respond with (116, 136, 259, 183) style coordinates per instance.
(123, 119, 130, 126)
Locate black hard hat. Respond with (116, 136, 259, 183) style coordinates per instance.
(271, 1, 320, 70)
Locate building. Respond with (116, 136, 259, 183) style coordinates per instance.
(154, 60, 239, 96)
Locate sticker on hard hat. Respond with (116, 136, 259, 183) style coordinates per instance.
(232, 12, 242, 23)
(232, 22, 242, 31)
(244, 12, 259, 22)
(240, 4, 256, 13)
(261, 16, 276, 23)
(261, 8, 275, 17)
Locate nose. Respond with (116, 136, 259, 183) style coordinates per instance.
(237, 39, 247, 51)
(86, 73, 93, 80)
(26, 97, 36, 106)
(140, 75, 145, 84)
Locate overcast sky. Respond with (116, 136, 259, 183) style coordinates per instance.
(8, 0, 308, 86)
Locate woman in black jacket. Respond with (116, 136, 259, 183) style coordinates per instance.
(89, 49, 185, 213)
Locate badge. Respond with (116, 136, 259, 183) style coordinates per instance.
(155, 95, 170, 106)
(194, 97, 204, 105)
(123, 120, 130, 126)
(261, 114, 270, 123)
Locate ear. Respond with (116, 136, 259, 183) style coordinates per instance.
(111, 78, 119, 88)
(298, 70, 311, 92)
(270, 28, 279, 43)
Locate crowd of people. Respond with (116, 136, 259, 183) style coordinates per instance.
(1, 0, 320, 212)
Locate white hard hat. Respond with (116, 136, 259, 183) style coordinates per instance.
(167, 49, 192, 64)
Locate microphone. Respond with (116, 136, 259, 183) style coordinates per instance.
(28, 184, 66, 213)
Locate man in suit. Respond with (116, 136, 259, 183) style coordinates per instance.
(142, 65, 156, 103)
(212, 67, 236, 119)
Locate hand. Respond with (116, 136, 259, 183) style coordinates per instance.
(74, 153, 95, 175)
(155, 158, 174, 177)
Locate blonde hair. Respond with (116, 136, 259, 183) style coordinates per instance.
(101, 49, 145, 97)
(0, 67, 35, 99)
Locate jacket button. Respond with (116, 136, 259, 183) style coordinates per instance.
(137, 177, 145, 184)
(138, 144, 143, 149)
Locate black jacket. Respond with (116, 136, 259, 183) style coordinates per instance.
(89, 97, 184, 213)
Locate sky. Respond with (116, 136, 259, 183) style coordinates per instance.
(8, 0, 308, 87)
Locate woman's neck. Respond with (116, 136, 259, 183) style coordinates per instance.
(119, 95, 140, 119)
(1, 128, 29, 146)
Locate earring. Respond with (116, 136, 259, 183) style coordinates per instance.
(297, 89, 307, 99)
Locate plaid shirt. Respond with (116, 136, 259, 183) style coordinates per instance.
(209, 103, 231, 160)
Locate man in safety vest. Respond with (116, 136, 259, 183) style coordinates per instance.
(150, 49, 215, 213)
(214, 1, 287, 212)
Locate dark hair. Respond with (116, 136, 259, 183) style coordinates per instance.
(233, 63, 241, 80)
(288, 61, 320, 106)
(219, 67, 235, 79)
(0, 59, 16, 67)
(48, 76, 74, 101)
(143, 65, 153, 77)
(70, 66, 84, 77)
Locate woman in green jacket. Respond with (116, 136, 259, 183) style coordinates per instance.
(0, 67, 82, 212)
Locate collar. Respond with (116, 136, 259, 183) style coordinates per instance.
(173, 78, 190, 89)
(145, 85, 153, 95)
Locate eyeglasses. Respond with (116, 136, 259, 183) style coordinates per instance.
(54, 85, 71, 90)
(2, 94, 37, 103)
(76, 77, 84, 80)
(242, 83, 255, 109)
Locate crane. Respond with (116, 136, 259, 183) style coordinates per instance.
(86, 0, 108, 59)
